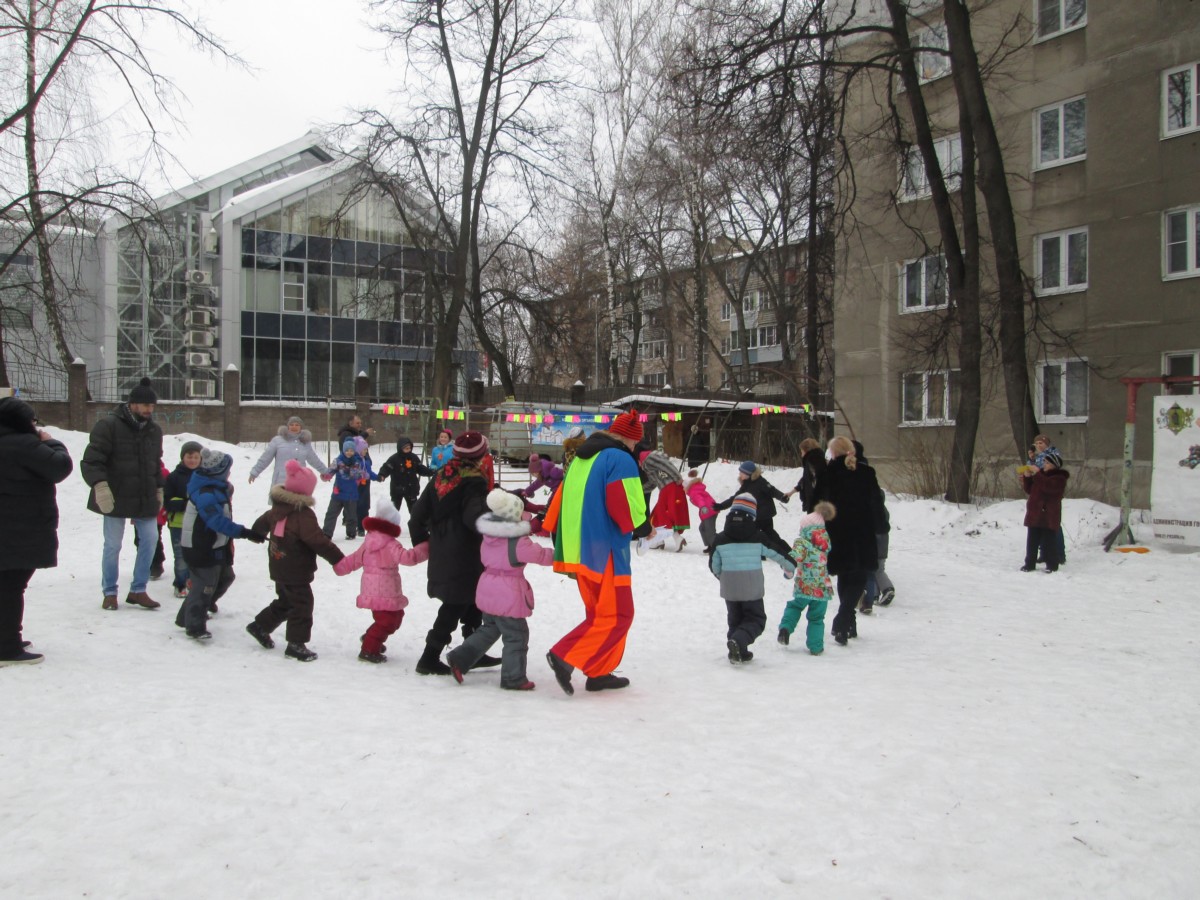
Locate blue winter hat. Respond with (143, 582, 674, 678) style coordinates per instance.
(342, 438, 357, 453)
(738, 460, 757, 477)
(198, 449, 232, 478)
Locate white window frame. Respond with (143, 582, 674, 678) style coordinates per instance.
(720, 336, 731, 356)
(637, 372, 666, 387)
(639, 339, 666, 360)
(728, 327, 759, 352)
(1038, 358, 1089, 422)
(758, 324, 778, 347)
(720, 299, 732, 321)
(1034, 227, 1089, 295)
(676, 343, 686, 361)
(1164, 206, 1200, 279)
(900, 135, 962, 199)
(900, 369, 958, 426)
(282, 274, 306, 312)
(1163, 63, 1200, 138)
(916, 23, 950, 84)
(1034, 95, 1087, 170)
(1164, 351, 1199, 396)
(899, 255, 949, 312)
(1034, 0, 1086, 41)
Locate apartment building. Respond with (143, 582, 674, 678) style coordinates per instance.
(834, 0, 1200, 502)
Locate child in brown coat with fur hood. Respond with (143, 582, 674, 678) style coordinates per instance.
(247, 459, 345, 661)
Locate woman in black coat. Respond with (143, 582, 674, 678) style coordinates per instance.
(407, 430, 493, 676)
(815, 436, 885, 646)
(787, 438, 828, 513)
(0, 399, 73, 665)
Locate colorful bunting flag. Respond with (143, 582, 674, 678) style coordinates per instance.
(383, 404, 409, 416)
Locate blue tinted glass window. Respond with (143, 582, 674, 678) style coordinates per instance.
(256, 231, 282, 256)
(307, 261, 329, 277)
(380, 321, 402, 345)
(332, 317, 356, 342)
(255, 312, 280, 338)
(358, 320, 379, 344)
(255, 256, 281, 271)
(306, 237, 331, 260)
(357, 242, 380, 268)
(308, 315, 330, 341)
(332, 239, 355, 265)
(281, 314, 306, 339)
(241, 310, 255, 336)
(241, 229, 256, 254)
(331, 262, 356, 279)
(241, 254, 256, 269)
(283, 233, 307, 259)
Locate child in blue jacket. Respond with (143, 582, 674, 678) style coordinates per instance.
(709, 493, 796, 663)
(323, 438, 379, 539)
(178, 449, 265, 639)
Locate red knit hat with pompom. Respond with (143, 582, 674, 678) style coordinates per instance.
(609, 410, 643, 442)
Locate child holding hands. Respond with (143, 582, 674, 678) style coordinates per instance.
(778, 501, 836, 654)
(447, 489, 553, 690)
(333, 497, 429, 663)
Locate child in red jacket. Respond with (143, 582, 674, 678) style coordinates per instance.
(1020, 450, 1068, 573)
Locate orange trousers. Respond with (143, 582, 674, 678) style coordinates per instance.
(551, 557, 634, 678)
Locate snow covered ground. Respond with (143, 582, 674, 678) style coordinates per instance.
(4, 427, 1199, 898)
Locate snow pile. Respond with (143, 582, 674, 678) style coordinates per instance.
(3, 427, 1198, 897)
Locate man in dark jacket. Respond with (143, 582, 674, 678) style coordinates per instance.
(80, 377, 165, 611)
(0, 398, 73, 665)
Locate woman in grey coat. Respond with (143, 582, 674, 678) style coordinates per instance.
(249, 417, 331, 488)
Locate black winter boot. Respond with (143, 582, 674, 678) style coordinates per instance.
(285, 642, 318, 662)
(415, 645, 451, 675)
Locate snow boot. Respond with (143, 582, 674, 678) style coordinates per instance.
(245, 621, 275, 650)
(878, 588, 895, 607)
(0, 650, 44, 666)
(285, 642, 317, 662)
(450, 663, 465, 684)
(358, 651, 387, 664)
(173, 586, 188, 599)
(546, 651, 574, 695)
(415, 645, 451, 676)
(727, 639, 743, 663)
(502, 681, 536, 691)
(833, 631, 848, 646)
(585, 673, 630, 692)
(777, 629, 790, 646)
(125, 592, 160, 610)
(187, 630, 212, 641)
(469, 654, 502, 669)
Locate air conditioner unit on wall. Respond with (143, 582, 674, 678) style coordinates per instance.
(187, 270, 212, 286)
(187, 379, 215, 399)
(187, 351, 213, 368)
(186, 330, 216, 348)
(187, 309, 213, 327)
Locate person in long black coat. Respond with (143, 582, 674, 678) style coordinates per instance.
(407, 430, 494, 676)
(0, 398, 73, 664)
(815, 436, 885, 645)
(787, 438, 828, 513)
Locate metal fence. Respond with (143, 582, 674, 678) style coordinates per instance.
(6, 362, 68, 401)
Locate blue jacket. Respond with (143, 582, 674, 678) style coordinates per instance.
(709, 513, 795, 601)
(181, 471, 247, 567)
(430, 444, 454, 471)
(332, 451, 377, 502)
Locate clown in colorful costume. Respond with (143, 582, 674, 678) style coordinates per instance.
(543, 415, 650, 692)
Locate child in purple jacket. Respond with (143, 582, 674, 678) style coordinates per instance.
(521, 453, 563, 499)
(447, 489, 553, 690)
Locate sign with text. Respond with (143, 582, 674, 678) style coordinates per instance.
(1151, 395, 1200, 546)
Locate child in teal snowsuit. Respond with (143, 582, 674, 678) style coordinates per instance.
(778, 501, 836, 655)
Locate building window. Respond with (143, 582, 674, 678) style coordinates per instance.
(282, 274, 305, 312)
(1035, 96, 1086, 169)
(1036, 0, 1085, 39)
(743, 290, 762, 312)
(900, 135, 962, 199)
(720, 300, 732, 321)
(728, 327, 759, 352)
(901, 369, 958, 425)
(1164, 351, 1198, 395)
(1165, 206, 1200, 278)
(638, 372, 666, 387)
(677, 343, 686, 361)
(899, 255, 948, 311)
(916, 23, 950, 83)
(1164, 63, 1200, 137)
(1035, 228, 1088, 294)
(1039, 358, 1088, 421)
(720, 336, 731, 356)
(758, 325, 778, 347)
(639, 339, 665, 360)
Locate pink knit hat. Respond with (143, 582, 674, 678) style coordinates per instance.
(284, 459, 317, 497)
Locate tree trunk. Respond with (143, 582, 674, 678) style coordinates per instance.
(942, 0, 1039, 452)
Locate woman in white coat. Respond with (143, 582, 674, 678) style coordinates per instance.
(249, 417, 331, 487)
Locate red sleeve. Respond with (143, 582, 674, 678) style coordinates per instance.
(605, 480, 636, 533)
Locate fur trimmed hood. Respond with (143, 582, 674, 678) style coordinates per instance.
(362, 515, 401, 538)
(269, 483, 316, 510)
(475, 513, 532, 539)
(277, 426, 313, 443)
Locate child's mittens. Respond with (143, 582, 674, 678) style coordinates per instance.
(321, 472, 334, 482)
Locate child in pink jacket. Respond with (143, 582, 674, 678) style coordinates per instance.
(685, 469, 719, 551)
(333, 497, 429, 663)
(446, 489, 553, 690)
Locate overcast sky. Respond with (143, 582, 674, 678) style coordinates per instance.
(145, 0, 397, 189)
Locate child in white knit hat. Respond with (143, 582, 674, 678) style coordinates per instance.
(446, 489, 553, 690)
(333, 497, 430, 663)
